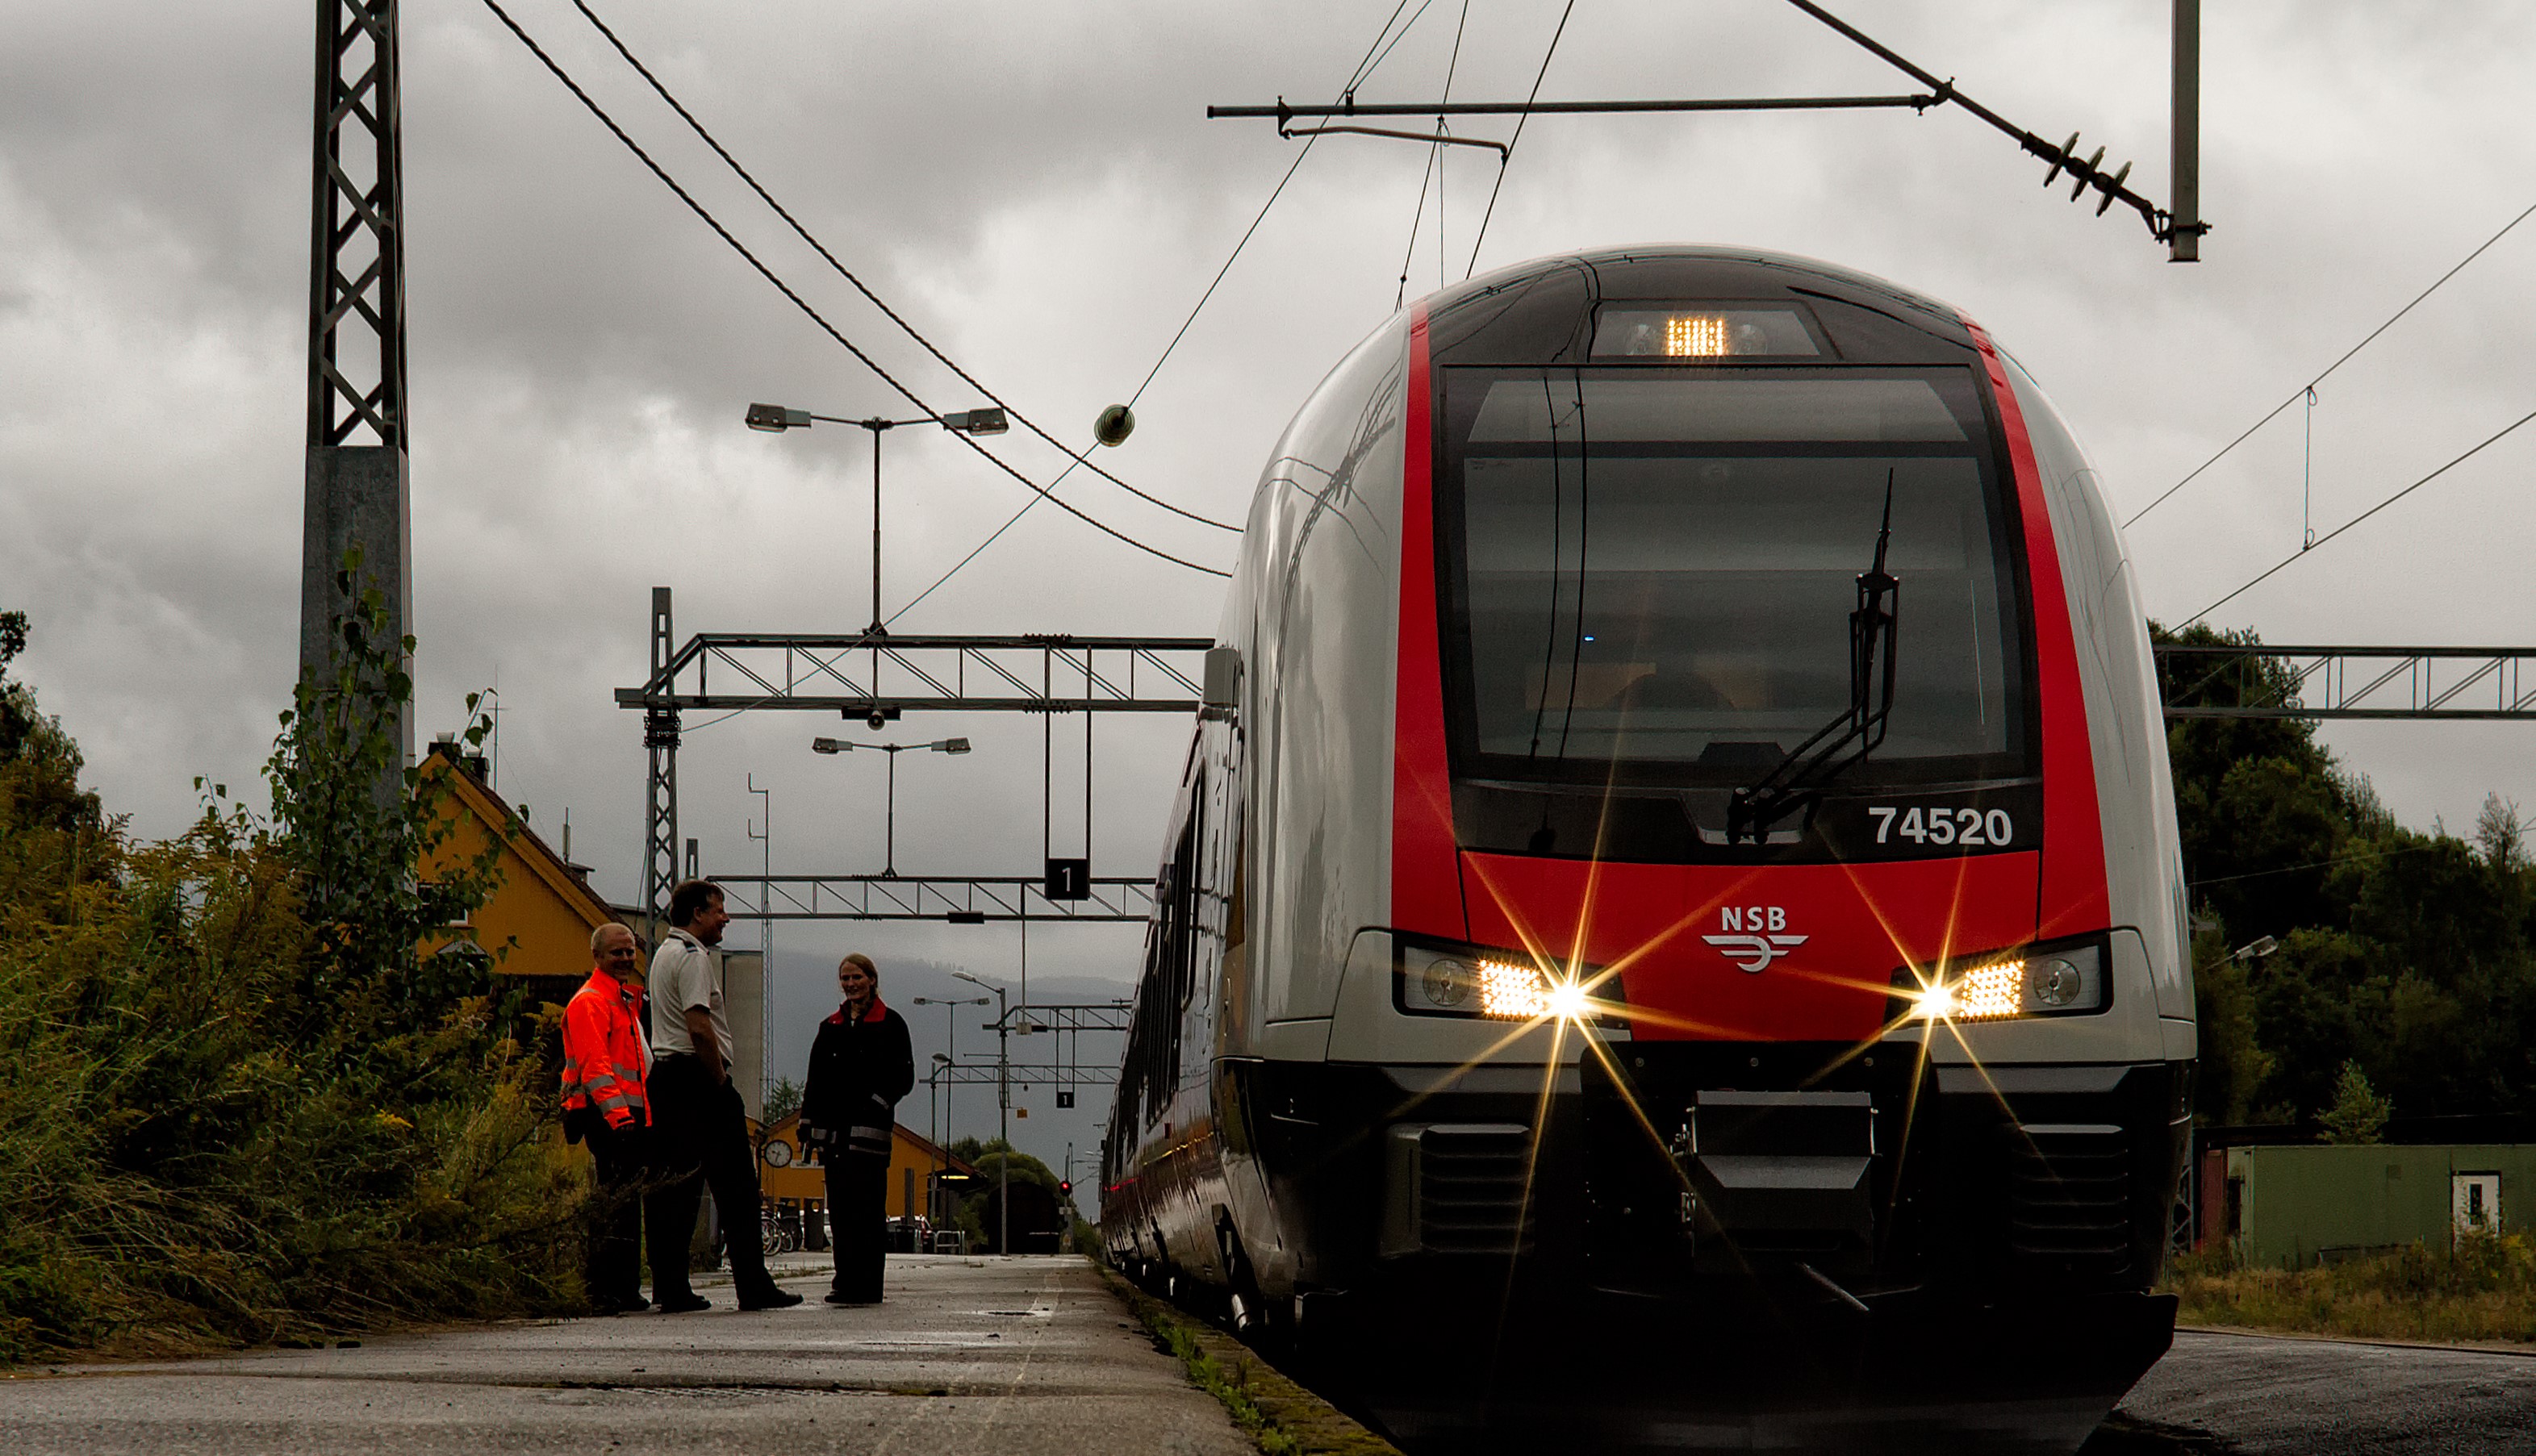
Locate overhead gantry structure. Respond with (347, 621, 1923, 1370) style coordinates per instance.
(616, 586, 1211, 924)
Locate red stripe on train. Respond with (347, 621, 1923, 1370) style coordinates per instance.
(1391, 305, 1468, 940)
(1960, 316, 2112, 941)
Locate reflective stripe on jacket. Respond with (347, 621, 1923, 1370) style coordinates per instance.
(562, 966, 651, 1129)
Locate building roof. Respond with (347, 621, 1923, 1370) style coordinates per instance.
(418, 745, 617, 982)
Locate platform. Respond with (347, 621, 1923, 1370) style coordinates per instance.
(0, 1255, 1251, 1456)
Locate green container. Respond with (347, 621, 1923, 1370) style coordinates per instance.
(2225, 1144, 2536, 1269)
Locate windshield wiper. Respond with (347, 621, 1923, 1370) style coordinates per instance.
(1727, 469, 1902, 845)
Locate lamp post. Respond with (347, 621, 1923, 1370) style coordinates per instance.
(954, 970, 1012, 1256)
(809, 736, 970, 876)
(746, 403, 1009, 636)
(925, 1052, 951, 1242)
(911, 995, 988, 1145)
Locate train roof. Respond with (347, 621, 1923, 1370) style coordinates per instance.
(1423, 244, 1985, 368)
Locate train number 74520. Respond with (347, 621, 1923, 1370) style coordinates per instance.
(1867, 805, 2015, 847)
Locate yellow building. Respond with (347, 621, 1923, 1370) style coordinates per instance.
(757, 1112, 977, 1225)
(416, 744, 616, 1003)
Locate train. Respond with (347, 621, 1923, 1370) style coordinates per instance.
(1102, 246, 2194, 1452)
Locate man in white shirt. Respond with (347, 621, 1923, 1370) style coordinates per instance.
(641, 879, 800, 1312)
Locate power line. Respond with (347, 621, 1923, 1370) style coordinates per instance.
(1464, 0, 1579, 279)
(474, 0, 1228, 578)
(1360, 0, 1443, 86)
(2184, 404, 2536, 626)
(886, 0, 1443, 608)
(2129, 194, 2536, 529)
(1127, 145, 1322, 411)
(562, 1, 1239, 536)
(1393, 0, 1471, 309)
(2187, 841, 2440, 891)
(1126, 0, 1439, 411)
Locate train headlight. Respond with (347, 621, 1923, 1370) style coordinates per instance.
(1418, 956, 1476, 1011)
(1398, 941, 1617, 1024)
(1897, 940, 2107, 1022)
(1476, 958, 1552, 1019)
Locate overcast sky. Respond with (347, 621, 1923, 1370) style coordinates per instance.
(6, 1, 2534, 1069)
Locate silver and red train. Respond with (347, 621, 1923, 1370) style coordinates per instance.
(1102, 246, 2194, 1450)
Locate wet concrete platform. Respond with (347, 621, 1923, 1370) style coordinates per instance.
(0, 1254, 1250, 1456)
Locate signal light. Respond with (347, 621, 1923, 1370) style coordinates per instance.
(1059, 1180, 1073, 1196)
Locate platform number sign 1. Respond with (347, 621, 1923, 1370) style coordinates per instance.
(1044, 857, 1091, 901)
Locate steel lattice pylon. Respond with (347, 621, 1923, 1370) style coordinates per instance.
(300, 0, 414, 773)
(308, 0, 406, 451)
(643, 588, 682, 924)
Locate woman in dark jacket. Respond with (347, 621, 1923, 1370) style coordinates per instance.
(802, 953, 915, 1304)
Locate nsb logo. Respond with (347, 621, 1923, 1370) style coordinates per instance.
(1701, 905, 1807, 974)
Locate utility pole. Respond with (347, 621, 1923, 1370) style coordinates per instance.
(304, 0, 413, 782)
(955, 971, 1010, 1254)
(2170, 0, 2204, 262)
(747, 774, 772, 1107)
(911, 995, 988, 1146)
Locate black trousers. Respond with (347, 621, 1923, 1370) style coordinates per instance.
(644, 1055, 775, 1300)
(584, 1119, 645, 1304)
(824, 1153, 889, 1301)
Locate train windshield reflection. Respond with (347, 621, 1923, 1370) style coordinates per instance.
(1442, 367, 2028, 783)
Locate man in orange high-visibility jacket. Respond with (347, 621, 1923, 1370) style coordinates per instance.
(564, 923, 652, 1314)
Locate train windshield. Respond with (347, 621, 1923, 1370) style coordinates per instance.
(1439, 366, 2028, 785)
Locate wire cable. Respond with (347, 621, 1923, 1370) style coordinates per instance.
(1435, 0, 1472, 294)
(562, 0, 1239, 536)
(2183, 403, 2536, 625)
(2128, 194, 2536, 528)
(1395, 141, 1442, 311)
(1361, 0, 1443, 86)
(1464, 0, 1580, 279)
(1126, 0, 1442, 410)
(885, 0, 1442, 607)
(887, 460, 1089, 628)
(475, 0, 1228, 578)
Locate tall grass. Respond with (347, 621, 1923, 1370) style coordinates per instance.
(0, 589, 586, 1363)
(2168, 1235, 2536, 1345)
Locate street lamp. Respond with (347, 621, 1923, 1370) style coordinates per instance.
(911, 995, 989, 1145)
(954, 970, 1013, 1256)
(746, 403, 1009, 636)
(809, 736, 971, 876)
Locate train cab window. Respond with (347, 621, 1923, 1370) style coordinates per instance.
(1438, 366, 2028, 787)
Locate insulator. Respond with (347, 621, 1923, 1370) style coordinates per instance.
(2095, 161, 2135, 215)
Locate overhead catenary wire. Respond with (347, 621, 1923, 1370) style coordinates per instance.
(1394, 0, 1473, 308)
(474, 0, 1228, 578)
(893, 0, 1452, 611)
(2126, 194, 2536, 528)
(2187, 841, 2442, 891)
(1126, 0, 1438, 411)
(2183, 403, 2536, 626)
(1464, 0, 1580, 279)
(872, 0, 1438, 614)
(562, 0, 1239, 536)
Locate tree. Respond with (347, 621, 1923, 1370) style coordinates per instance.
(2475, 793, 2527, 875)
(2318, 1060, 2393, 1145)
(266, 553, 506, 1035)
(765, 1074, 804, 1124)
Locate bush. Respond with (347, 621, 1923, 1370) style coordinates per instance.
(2168, 1235, 2536, 1345)
(0, 586, 585, 1362)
